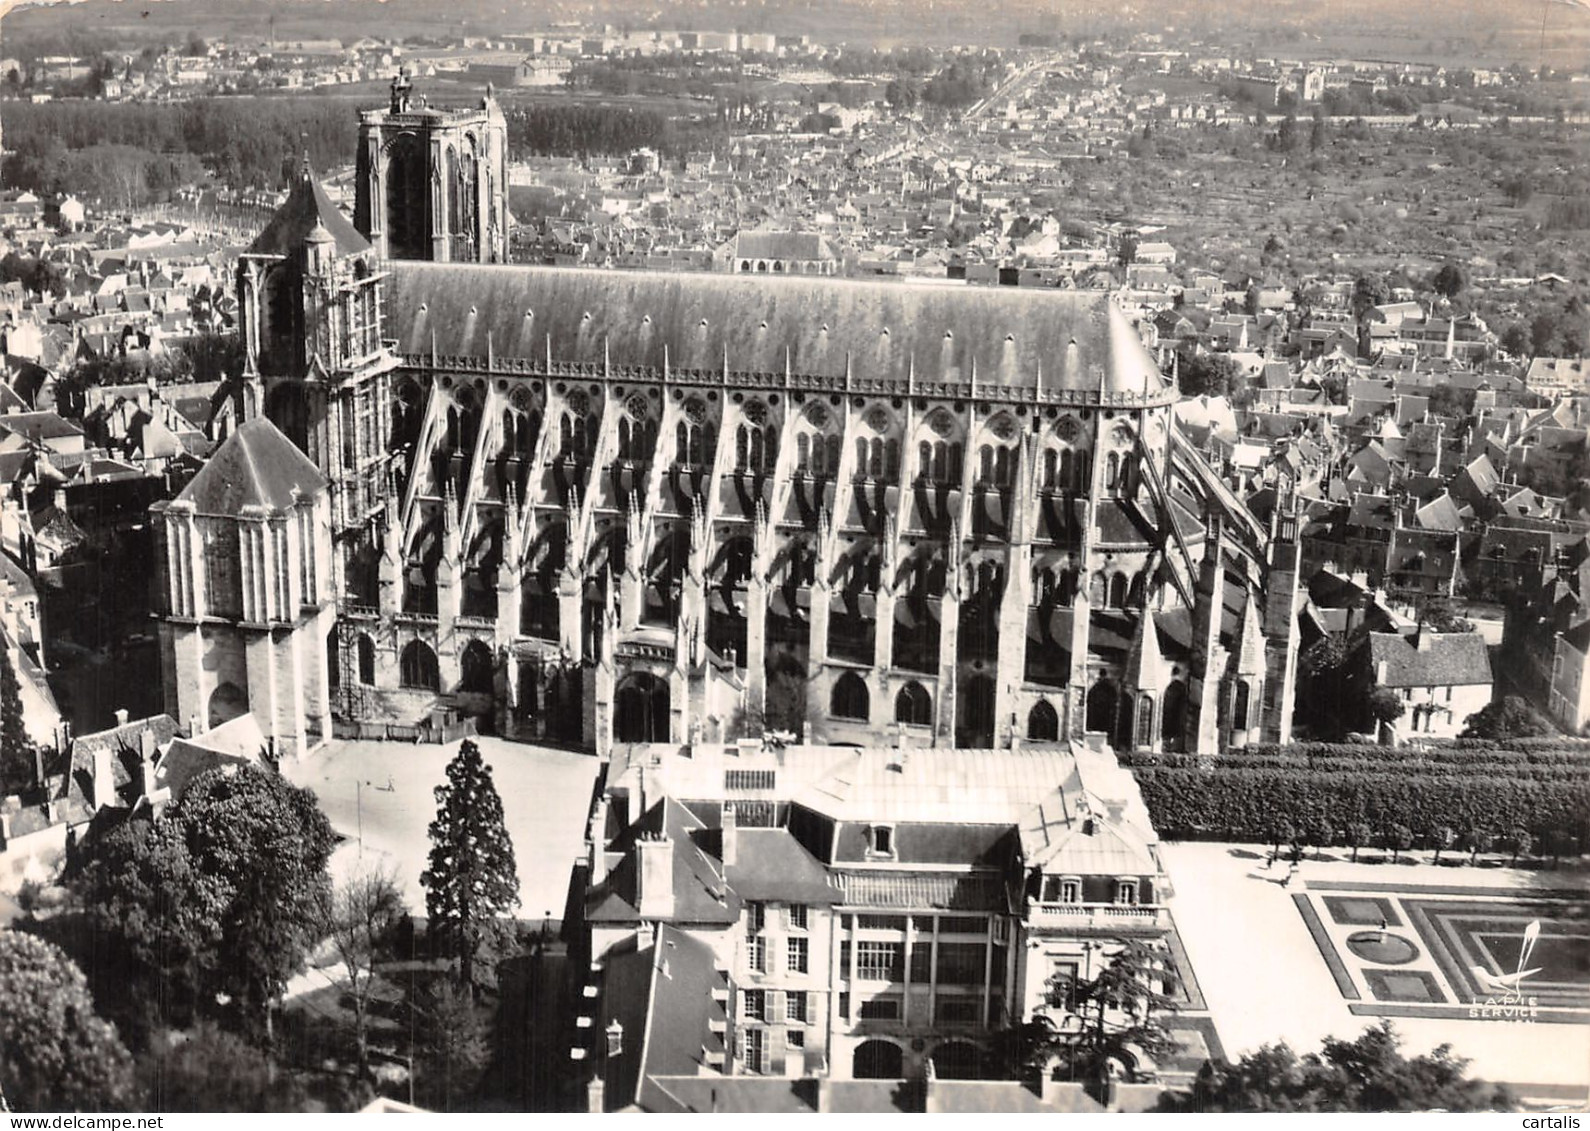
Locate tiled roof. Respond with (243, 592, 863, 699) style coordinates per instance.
(247, 164, 370, 258)
(1368, 631, 1492, 689)
(385, 262, 1170, 396)
(175, 417, 326, 514)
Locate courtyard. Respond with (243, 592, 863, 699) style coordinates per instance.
(284, 736, 602, 928)
(1162, 841, 1590, 1105)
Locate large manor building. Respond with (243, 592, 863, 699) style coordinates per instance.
(151, 77, 1303, 759)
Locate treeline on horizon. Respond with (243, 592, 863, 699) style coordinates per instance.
(0, 96, 737, 205)
(505, 104, 729, 161)
(2, 98, 358, 204)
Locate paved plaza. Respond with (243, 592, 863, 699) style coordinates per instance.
(1162, 842, 1590, 1102)
(285, 737, 601, 927)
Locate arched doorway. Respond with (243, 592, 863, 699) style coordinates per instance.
(400, 640, 440, 690)
(931, 1041, 983, 1080)
(895, 680, 932, 726)
(852, 1039, 904, 1080)
(958, 674, 996, 747)
(546, 665, 583, 744)
(357, 634, 377, 685)
(614, 673, 669, 743)
(208, 681, 248, 729)
(459, 639, 495, 695)
(1028, 698, 1060, 741)
(1161, 679, 1188, 751)
(1086, 679, 1118, 735)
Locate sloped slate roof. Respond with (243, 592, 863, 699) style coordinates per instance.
(176, 417, 326, 514)
(247, 166, 370, 258)
(1368, 631, 1492, 688)
(385, 262, 1170, 395)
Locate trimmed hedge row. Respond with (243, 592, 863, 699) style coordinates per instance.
(1132, 766, 1590, 848)
(1215, 742, 1590, 765)
(1117, 753, 1590, 782)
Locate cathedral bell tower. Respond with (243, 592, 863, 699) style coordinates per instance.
(354, 70, 509, 264)
(236, 157, 400, 603)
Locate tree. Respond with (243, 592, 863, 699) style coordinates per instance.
(0, 932, 135, 1111)
(1382, 823, 1413, 863)
(1309, 115, 1328, 151)
(319, 867, 406, 1080)
(169, 765, 336, 1036)
(1463, 826, 1494, 866)
(412, 978, 490, 1112)
(1345, 821, 1373, 864)
(1269, 818, 1298, 862)
(1177, 352, 1243, 398)
(72, 815, 225, 1032)
(1503, 827, 1533, 867)
(1175, 1021, 1513, 1111)
(1302, 814, 1334, 859)
(1117, 234, 1139, 268)
(1431, 262, 1467, 300)
(1415, 597, 1472, 634)
(1462, 696, 1551, 740)
(1431, 825, 1456, 866)
(1352, 273, 1390, 321)
(0, 644, 37, 794)
(1367, 687, 1405, 728)
(185, 31, 209, 57)
(1501, 322, 1530, 358)
(422, 740, 521, 991)
(1001, 939, 1179, 1083)
(140, 1022, 308, 1112)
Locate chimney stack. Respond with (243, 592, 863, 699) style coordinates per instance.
(114, 708, 129, 728)
(636, 834, 675, 921)
(721, 802, 738, 870)
(92, 742, 116, 809)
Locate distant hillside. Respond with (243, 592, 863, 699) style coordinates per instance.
(2, 0, 1586, 63)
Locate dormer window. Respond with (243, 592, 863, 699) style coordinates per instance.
(868, 824, 895, 858)
(1115, 879, 1138, 906)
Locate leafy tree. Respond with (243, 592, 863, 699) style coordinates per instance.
(1345, 821, 1373, 863)
(169, 765, 336, 1036)
(1431, 825, 1456, 866)
(0, 932, 135, 1111)
(1269, 818, 1297, 862)
(72, 815, 224, 1032)
(1174, 1021, 1513, 1111)
(1367, 686, 1405, 727)
(1415, 597, 1472, 633)
(1117, 234, 1139, 268)
(422, 740, 521, 991)
(1352, 273, 1391, 321)
(1178, 352, 1243, 398)
(1302, 814, 1334, 857)
(1309, 115, 1328, 151)
(412, 978, 490, 1112)
(1000, 940, 1178, 1081)
(318, 867, 406, 1080)
(139, 1022, 308, 1112)
(1503, 826, 1533, 867)
(1462, 696, 1551, 741)
(0, 645, 36, 794)
(1431, 262, 1467, 300)
(1382, 823, 1414, 863)
(1463, 826, 1494, 866)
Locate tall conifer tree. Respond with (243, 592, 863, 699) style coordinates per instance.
(421, 740, 520, 990)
